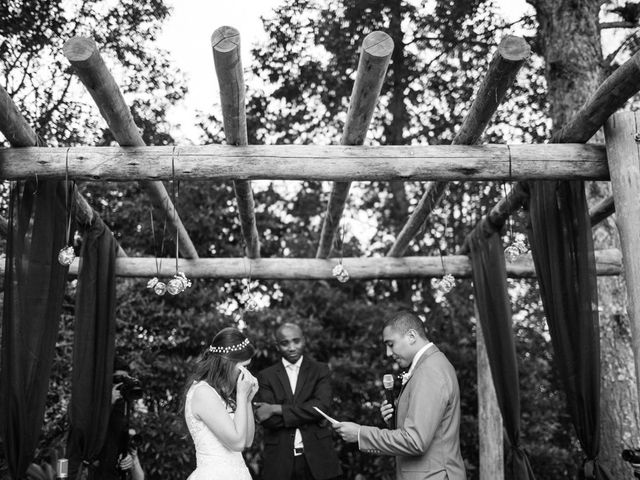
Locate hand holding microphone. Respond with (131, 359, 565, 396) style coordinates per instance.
(382, 374, 395, 427)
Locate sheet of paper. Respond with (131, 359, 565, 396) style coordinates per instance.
(313, 406, 339, 424)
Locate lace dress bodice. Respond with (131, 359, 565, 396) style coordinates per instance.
(185, 381, 251, 480)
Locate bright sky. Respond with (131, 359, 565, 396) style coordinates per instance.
(157, 0, 532, 143)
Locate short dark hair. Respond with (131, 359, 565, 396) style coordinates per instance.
(275, 322, 303, 339)
(384, 311, 427, 339)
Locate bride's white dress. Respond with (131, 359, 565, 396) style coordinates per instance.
(185, 381, 252, 480)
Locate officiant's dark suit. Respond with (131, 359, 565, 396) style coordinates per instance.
(254, 323, 342, 480)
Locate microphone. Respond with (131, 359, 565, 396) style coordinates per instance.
(382, 374, 395, 404)
(56, 459, 68, 479)
(382, 374, 395, 427)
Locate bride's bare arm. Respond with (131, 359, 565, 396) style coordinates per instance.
(192, 384, 249, 452)
(245, 381, 258, 446)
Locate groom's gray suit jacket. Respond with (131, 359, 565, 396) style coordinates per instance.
(359, 345, 466, 480)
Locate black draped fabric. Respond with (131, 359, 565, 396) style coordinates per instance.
(468, 219, 535, 480)
(527, 180, 611, 480)
(0, 181, 71, 479)
(67, 215, 118, 479)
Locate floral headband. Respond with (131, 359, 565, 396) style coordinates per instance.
(209, 338, 250, 355)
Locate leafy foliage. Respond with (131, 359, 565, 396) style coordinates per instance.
(0, 0, 185, 147)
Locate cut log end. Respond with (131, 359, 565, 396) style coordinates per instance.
(211, 26, 241, 53)
(362, 31, 394, 58)
(497, 35, 530, 62)
(63, 36, 97, 62)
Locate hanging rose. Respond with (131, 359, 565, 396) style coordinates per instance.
(332, 263, 350, 283)
(58, 246, 76, 266)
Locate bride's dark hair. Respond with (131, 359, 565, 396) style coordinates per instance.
(184, 327, 255, 410)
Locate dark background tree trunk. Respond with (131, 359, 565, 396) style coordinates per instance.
(527, 0, 640, 476)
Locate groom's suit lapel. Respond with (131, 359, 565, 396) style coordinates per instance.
(398, 344, 439, 398)
(275, 362, 294, 401)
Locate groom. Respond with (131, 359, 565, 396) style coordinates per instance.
(254, 323, 342, 480)
(333, 311, 466, 480)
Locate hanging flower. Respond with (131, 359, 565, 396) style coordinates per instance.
(153, 281, 167, 296)
(166, 277, 183, 295)
(504, 244, 521, 263)
(58, 246, 76, 266)
(437, 274, 455, 294)
(332, 263, 350, 283)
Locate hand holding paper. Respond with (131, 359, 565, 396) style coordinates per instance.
(313, 406, 339, 424)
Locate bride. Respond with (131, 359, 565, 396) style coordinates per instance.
(184, 327, 258, 479)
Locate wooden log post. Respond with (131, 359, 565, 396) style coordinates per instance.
(63, 37, 199, 260)
(476, 304, 504, 480)
(0, 84, 127, 256)
(387, 35, 530, 258)
(460, 48, 640, 250)
(211, 26, 260, 259)
(25, 248, 621, 279)
(589, 195, 615, 227)
(604, 111, 640, 402)
(316, 31, 394, 258)
(0, 144, 610, 182)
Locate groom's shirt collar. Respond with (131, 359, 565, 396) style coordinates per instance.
(404, 342, 433, 381)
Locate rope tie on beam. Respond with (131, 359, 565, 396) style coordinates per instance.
(167, 147, 191, 295)
(57, 148, 77, 266)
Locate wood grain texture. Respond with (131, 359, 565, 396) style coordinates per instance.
(388, 36, 530, 257)
(0, 144, 609, 181)
(0, 84, 129, 256)
(63, 37, 198, 259)
(604, 111, 640, 402)
(316, 31, 393, 258)
(212, 26, 260, 258)
(461, 48, 640, 251)
(50, 249, 621, 279)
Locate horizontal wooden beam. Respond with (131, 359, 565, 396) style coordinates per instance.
(51, 249, 622, 280)
(0, 143, 609, 181)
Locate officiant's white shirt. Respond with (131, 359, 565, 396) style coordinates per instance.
(283, 356, 304, 449)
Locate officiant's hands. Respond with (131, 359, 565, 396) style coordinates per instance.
(332, 421, 360, 443)
(253, 402, 282, 422)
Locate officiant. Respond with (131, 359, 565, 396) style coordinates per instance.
(254, 323, 342, 480)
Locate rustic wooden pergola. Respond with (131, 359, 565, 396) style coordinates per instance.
(1, 27, 640, 479)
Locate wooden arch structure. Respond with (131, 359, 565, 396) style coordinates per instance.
(1, 26, 640, 479)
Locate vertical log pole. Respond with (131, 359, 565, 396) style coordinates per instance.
(604, 111, 640, 401)
(315, 31, 394, 258)
(211, 26, 260, 259)
(387, 35, 530, 258)
(476, 303, 504, 479)
(63, 37, 198, 259)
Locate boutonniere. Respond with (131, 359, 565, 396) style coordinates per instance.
(400, 371, 410, 385)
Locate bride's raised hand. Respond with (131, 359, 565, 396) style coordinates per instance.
(248, 378, 259, 401)
(236, 366, 255, 397)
